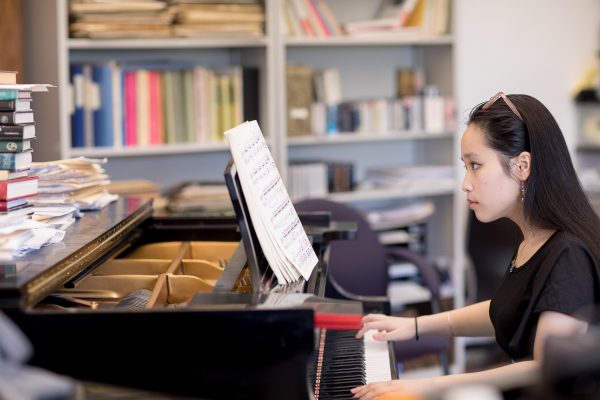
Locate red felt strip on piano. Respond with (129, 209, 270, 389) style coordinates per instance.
(314, 313, 362, 330)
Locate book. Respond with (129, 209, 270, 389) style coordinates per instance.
(0, 71, 17, 85)
(0, 90, 18, 101)
(0, 150, 33, 171)
(225, 120, 318, 284)
(242, 67, 260, 123)
(0, 99, 31, 112)
(92, 63, 115, 147)
(70, 64, 85, 147)
(0, 111, 34, 125)
(344, 0, 419, 35)
(286, 64, 314, 136)
(0, 170, 28, 181)
(0, 139, 31, 153)
(124, 70, 138, 146)
(0, 197, 28, 212)
(0, 124, 35, 139)
(0, 175, 38, 201)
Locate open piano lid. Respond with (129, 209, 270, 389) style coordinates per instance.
(0, 197, 153, 308)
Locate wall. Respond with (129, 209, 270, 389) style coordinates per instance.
(454, 0, 600, 152)
(0, 0, 23, 79)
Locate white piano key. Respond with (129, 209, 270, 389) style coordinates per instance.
(364, 330, 393, 383)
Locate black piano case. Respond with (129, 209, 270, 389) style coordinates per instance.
(0, 197, 317, 400)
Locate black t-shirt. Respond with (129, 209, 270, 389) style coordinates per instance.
(489, 230, 599, 361)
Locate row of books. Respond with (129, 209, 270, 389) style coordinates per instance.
(283, 0, 343, 38)
(283, 0, 450, 38)
(69, 62, 259, 149)
(286, 64, 455, 136)
(69, 0, 264, 39)
(307, 95, 455, 137)
(343, 0, 450, 37)
(360, 164, 455, 192)
(288, 161, 354, 201)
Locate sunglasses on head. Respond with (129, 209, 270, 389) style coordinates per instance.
(482, 92, 523, 121)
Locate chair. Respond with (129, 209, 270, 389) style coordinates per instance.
(295, 198, 450, 375)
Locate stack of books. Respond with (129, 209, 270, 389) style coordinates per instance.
(171, 1, 265, 38)
(69, 0, 173, 39)
(0, 71, 38, 217)
(0, 73, 65, 260)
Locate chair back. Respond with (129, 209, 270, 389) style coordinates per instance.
(295, 199, 389, 296)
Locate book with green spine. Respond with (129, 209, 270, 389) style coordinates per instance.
(0, 139, 31, 152)
(0, 90, 17, 101)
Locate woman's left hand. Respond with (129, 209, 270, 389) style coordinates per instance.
(351, 379, 434, 399)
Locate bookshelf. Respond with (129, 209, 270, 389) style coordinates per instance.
(23, 0, 277, 187)
(23, 0, 466, 371)
(574, 103, 600, 195)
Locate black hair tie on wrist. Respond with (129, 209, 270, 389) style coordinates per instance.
(415, 316, 419, 341)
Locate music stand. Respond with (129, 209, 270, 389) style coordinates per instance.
(216, 159, 276, 293)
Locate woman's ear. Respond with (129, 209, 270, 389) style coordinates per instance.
(512, 151, 531, 180)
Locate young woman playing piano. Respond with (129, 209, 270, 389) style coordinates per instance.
(352, 93, 600, 399)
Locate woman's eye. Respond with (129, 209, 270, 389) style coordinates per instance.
(471, 162, 480, 170)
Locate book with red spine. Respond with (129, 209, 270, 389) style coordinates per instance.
(0, 175, 38, 201)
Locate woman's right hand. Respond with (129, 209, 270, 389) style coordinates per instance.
(355, 314, 416, 341)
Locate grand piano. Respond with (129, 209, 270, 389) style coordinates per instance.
(0, 162, 397, 400)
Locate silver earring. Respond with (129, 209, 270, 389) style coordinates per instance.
(521, 182, 526, 202)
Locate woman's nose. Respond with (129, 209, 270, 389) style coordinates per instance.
(462, 174, 472, 193)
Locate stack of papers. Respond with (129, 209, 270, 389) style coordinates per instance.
(167, 182, 233, 214)
(0, 217, 64, 260)
(361, 165, 454, 192)
(28, 157, 118, 211)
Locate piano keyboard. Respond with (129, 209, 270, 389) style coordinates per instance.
(311, 329, 393, 400)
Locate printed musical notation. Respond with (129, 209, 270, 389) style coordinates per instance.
(225, 121, 318, 284)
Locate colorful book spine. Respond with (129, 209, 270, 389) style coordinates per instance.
(0, 140, 28, 152)
(92, 64, 115, 147)
(183, 69, 196, 143)
(0, 153, 22, 171)
(111, 63, 123, 149)
(0, 100, 26, 111)
(0, 198, 27, 212)
(0, 124, 34, 139)
(124, 70, 138, 147)
(0, 111, 33, 125)
(0, 90, 17, 101)
(0, 176, 38, 201)
(70, 64, 85, 148)
(135, 69, 150, 147)
(148, 71, 162, 145)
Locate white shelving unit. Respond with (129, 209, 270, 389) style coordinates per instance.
(23, 0, 278, 187)
(23, 0, 466, 372)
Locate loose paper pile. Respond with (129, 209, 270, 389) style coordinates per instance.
(29, 157, 118, 211)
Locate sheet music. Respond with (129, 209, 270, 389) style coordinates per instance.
(226, 121, 318, 284)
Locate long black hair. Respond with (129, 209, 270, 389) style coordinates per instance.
(468, 94, 600, 264)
